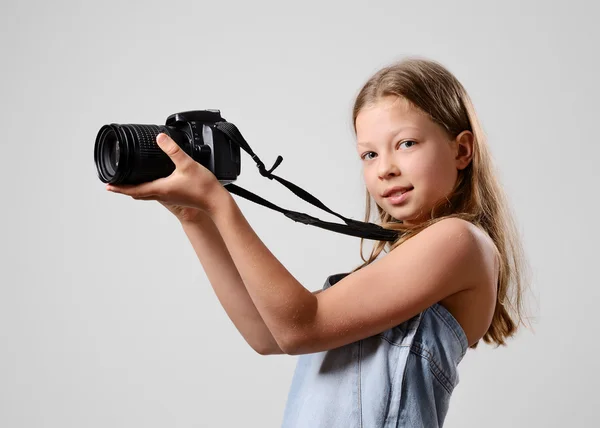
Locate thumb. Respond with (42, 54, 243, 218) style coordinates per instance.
(156, 133, 190, 166)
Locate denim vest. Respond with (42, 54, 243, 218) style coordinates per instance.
(281, 273, 468, 428)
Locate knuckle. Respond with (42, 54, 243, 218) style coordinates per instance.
(165, 144, 181, 157)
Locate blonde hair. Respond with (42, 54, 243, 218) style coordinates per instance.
(350, 56, 533, 349)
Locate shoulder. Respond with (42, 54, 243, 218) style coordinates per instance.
(392, 217, 497, 291)
(399, 217, 489, 257)
(421, 219, 499, 346)
(411, 217, 481, 242)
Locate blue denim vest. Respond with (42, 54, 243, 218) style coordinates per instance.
(281, 273, 468, 428)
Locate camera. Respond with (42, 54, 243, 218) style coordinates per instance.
(95, 109, 399, 241)
(94, 110, 241, 185)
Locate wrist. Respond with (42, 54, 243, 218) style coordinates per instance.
(205, 184, 235, 218)
(179, 211, 213, 228)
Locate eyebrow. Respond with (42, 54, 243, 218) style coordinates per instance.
(357, 126, 420, 147)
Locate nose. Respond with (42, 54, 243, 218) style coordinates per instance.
(377, 153, 400, 179)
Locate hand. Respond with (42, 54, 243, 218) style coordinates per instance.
(106, 133, 225, 214)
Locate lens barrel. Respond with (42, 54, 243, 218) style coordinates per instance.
(94, 123, 180, 184)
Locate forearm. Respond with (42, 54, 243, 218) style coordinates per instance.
(208, 189, 318, 353)
(180, 214, 284, 355)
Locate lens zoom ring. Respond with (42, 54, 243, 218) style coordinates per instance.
(126, 124, 174, 183)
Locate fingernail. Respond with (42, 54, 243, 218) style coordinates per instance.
(157, 133, 167, 144)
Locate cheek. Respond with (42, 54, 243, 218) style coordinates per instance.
(412, 158, 455, 195)
(363, 172, 375, 192)
(423, 164, 457, 196)
(363, 170, 380, 199)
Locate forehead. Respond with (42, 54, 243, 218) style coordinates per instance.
(355, 96, 437, 144)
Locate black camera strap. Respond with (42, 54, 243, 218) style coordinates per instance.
(213, 121, 399, 242)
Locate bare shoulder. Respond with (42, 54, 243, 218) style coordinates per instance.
(436, 218, 500, 347)
(403, 217, 496, 284)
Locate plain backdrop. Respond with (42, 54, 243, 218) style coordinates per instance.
(1, 0, 598, 427)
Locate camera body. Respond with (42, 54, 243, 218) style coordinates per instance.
(94, 110, 241, 185)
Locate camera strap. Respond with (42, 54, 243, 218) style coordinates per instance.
(213, 121, 399, 242)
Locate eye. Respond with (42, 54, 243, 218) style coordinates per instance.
(360, 140, 417, 161)
(361, 151, 377, 161)
(398, 140, 417, 149)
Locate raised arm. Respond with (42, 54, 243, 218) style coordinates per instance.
(179, 213, 287, 355)
(105, 134, 323, 355)
(207, 189, 491, 355)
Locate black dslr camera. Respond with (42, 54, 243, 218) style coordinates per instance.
(94, 110, 240, 185)
(94, 109, 398, 242)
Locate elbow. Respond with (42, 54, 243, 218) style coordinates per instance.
(279, 330, 311, 356)
(249, 328, 308, 356)
(265, 293, 318, 356)
(253, 339, 289, 356)
(281, 293, 319, 355)
(279, 339, 297, 356)
(253, 343, 271, 356)
(282, 344, 302, 356)
(254, 346, 275, 356)
(254, 345, 281, 356)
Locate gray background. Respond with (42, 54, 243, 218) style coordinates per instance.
(1, 0, 598, 426)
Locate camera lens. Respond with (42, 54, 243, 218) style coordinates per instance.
(99, 128, 119, 176)
(94, 123, 178, 184)
(109, 137, 120, 168)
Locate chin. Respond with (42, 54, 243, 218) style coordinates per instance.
(386, 209, 413, 223)
(387, 207, 427, 225)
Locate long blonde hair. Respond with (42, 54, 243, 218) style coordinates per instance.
(350, 57, 533, 349)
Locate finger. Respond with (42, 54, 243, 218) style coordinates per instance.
(156, 133, 191, 167)
(107, 181, 165, 199)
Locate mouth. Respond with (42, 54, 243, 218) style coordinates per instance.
(384, 187, 413, 205)
(382, 186, 414, 198)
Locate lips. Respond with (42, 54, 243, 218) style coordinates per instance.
(382, 186, 413, 198)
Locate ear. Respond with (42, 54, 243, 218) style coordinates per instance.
(454, 130, 474, 170)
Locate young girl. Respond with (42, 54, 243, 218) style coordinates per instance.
(107, 57, 530, 427)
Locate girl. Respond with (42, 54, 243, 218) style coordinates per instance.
(107, 57, 530, 427)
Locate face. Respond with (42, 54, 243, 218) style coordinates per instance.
(355, 95, 473, 226)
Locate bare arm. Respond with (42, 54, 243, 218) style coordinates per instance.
(205, 188, 481, 355)
(180, 214, 323, 355)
